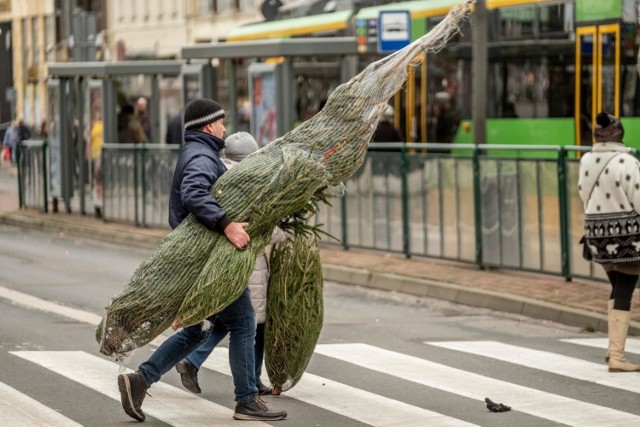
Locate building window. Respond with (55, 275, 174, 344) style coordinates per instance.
(239, 0, 253, 12)
(217, 0, 235, 13)
(45, 15, 55, 62)
(22, 18, 29, 84)
(198, 0, 215, 13)
(31, 16, 39, 69)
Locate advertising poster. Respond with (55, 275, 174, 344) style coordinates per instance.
(250, 65, 277, 147)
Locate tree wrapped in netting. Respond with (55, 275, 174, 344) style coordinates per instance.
(96, 0, 474, 360)
(265, 232, 323, 394)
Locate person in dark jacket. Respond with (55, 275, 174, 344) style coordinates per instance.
(165, 109, 183, 145)
(371, 104, 403, 146)
(117, 98, 288, 423)
(370, 104, 403, 175)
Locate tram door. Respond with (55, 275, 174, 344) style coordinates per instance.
(575, 24, 620, 146)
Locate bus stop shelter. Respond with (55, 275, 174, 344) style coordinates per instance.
(181, 37, 359, 141)
(46, 60, 214, 214)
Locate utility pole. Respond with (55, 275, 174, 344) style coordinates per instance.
(472, 0, 488, 145)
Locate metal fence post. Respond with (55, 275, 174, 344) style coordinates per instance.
(43, 141, 49, 213)
(341, 183, 349, 250)
(141, 144, 147, 227)
(472, 145, 483, 267)
(16, 141, 23, 209)
(557, 147, 571, 281)
(133, 146, 140, 226)
(400, 143, 411, 258)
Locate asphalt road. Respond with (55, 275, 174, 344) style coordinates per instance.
(1, 224, 640, 427)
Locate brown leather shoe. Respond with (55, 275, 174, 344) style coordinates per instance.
(118, 372, 148, 422)
(175, 359, 201, 394)
(233, 396, 287, 421)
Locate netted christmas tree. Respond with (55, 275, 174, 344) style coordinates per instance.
(265, 232, 323, 394)
(97, 0, 474, 360)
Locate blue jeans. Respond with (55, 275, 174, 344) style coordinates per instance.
(187, 321, 265, 387)
(138, 287, 258, 403)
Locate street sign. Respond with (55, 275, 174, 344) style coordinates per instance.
(377, 11, 411, 54)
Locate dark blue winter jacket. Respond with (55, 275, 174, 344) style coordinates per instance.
(168, 130, 231, 231)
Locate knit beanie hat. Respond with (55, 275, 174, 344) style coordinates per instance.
(594, 111, 624, 143)
(223, 132, 259, 161)
(184, 98, 225, 130)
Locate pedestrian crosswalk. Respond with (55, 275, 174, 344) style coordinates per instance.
(6, 337, 640, 426)
(4, 284, 640, 426)
(0, 382, 82, 427)
(316, 343, 640, 427)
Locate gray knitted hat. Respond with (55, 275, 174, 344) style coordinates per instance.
(594, 111, 624, 143)
(223, 132, 259, 161)
(184, 98, 225, 130)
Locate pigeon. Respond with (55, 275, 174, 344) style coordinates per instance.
(485, 397, 512, 413)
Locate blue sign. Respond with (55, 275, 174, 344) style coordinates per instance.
(377, 11, 411, 54)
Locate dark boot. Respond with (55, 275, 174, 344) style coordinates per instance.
(118, 372, 148, 422)
(233, 396, 287, 421)
(175, 359, 201, 394)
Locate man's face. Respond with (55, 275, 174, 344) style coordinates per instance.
(206, 119, 226, 139)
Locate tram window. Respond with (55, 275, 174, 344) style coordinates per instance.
(621, 64, 640, 117)
(488, 59, 574, 119)
(490, 3, 572, 41)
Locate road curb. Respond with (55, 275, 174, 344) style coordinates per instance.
(0, 212, 163, 250)
(322, 264, 640, 335)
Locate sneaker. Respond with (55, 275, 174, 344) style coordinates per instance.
(233, 396, 287, 421)
(118, 372, 149, 422)
(258, 383, 273, 396)
(175, 359, 201, 394)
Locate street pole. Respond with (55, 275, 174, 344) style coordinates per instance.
(472, 0, 488, 145)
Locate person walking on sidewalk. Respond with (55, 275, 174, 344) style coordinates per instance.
(579, 111, 640, 373)
(117, 99, 288, 422)
(175, 131, 288, 397)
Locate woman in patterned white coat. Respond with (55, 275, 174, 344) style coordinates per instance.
(176, 132, 288, 393)
(578, 111, 640, 372)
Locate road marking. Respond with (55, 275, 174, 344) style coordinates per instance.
(0, 381, 82, 426)
(561, 337, 640, 355)
(0, 284, 102, 325)
(202, 348, 479, 427)
(0, 284, 168, 347)
(428, 340, 640, 394)
(11, 351, 268, 427)
(315, 343, 640, 427)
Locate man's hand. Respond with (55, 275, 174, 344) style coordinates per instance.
(224, 222, 250, 250)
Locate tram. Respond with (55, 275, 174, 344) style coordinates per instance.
(226, 0, 640, 148)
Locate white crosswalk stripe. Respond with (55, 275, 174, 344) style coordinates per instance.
(314, 343, 640, 427)
(203, 347, 479, 427)
(10, 351, 269, 427)
(0, 381, 83, 426)
(428, 340, 640, 394)
(561, 337, 640, 355)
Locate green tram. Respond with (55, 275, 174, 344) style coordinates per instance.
(226, 0, 640, 149)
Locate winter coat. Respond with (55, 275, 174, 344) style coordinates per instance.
(168, 130, 230, 230)
(578, 141, 640, 265)
(222, 157, 288, 323)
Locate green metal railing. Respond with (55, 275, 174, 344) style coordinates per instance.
(102, 143, 180, 228)
(17, 139, 49, 212)
(19, 141, 626, 281)
(315, 143, 627, 282)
